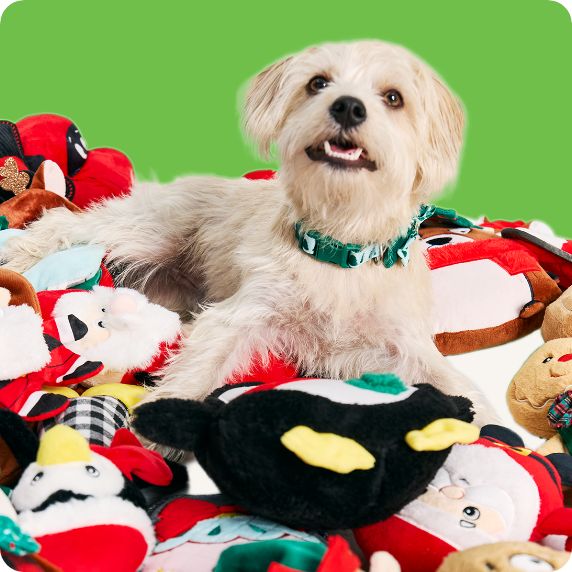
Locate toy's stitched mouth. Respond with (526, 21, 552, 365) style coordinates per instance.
(305, 138, 377, 171)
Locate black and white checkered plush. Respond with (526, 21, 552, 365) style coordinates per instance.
(39, 396, 129, 446)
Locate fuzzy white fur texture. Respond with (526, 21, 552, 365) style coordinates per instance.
(0, 40, 497, 424)
(0, 300, 50, 379)
(53, 286, 181, 372)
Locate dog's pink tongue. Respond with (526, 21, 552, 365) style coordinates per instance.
(331, 143, 357, 155)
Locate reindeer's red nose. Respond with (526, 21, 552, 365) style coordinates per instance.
(558, 354, 572, 363)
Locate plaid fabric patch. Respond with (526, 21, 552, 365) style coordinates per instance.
(39, 396, 129, 446)
(548, 390, 572, 430)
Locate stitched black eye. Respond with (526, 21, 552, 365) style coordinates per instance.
(85, 465, 100, 477)
(383, 89, 404, 108)
(31, 471, 44, 484)
(463, 506, 480, 520)
(543, 356, 553, 363)
(101, 308, 105, 312)
(307, 76, 329, 94)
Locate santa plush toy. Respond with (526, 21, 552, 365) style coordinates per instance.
(354, 426, 572, 572)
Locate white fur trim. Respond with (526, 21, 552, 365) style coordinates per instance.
(18, 496, 155, 554)
(0, 305, 50, 379)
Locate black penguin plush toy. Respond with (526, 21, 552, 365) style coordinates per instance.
(134, 373, 476, 529)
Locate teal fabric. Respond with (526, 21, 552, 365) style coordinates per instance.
(214, 539, 326, 572)
(0, 229, 105, 291)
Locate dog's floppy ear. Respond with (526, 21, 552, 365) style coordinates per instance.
(243, 56, 294, 158)
(132, 398, 219, 453)
(414, 69, 465, 199)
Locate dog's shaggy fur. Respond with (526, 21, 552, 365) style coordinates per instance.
(1, 41, 496, 423)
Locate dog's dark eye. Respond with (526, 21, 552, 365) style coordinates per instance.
(307, 76, 329, 94)
(383, 89, 404, 108)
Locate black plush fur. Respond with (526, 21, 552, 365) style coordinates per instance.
(546, 453, 572, 487)
(0, 408, 38, 469)
(134, 382, 473, 530)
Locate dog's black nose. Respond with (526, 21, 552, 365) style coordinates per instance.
(329, 96, 366, 129)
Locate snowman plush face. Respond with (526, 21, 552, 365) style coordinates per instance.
(11, 453, 123, 513)
(400, 444, 540, 549)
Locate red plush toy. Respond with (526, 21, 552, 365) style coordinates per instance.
(0, 114, 133, 208)
(354, 426, 572, 572)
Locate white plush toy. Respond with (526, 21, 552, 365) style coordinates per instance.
(47, 285, 182, 374)
(0, 287, 50, 380)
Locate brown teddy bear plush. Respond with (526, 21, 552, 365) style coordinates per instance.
(437, 541, 569, 572)
(507, 338, 572, 454)
(543, 286, 572, 341)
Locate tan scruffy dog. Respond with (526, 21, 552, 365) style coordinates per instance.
(1, 41, 496, 423)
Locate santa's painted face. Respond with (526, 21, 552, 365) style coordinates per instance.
(399, 444, 540, 549)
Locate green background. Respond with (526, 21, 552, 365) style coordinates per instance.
(1, 0, 570, 231)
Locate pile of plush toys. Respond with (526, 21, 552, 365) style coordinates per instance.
(0, 115, 571, 571)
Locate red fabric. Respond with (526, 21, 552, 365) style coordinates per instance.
(426, 237, 540, 275)
(71, 149, 133, 208)
(476, 218, 572, 289)
(98, 264, 114, 287)
(38, 289, 77, 320)
(16, 114, 133, 207)
(475, 437, 565, 543)
(317, 536, 361, 572)
(35, 524, 148, 572)
(91, 428, 172, 486)
(355, 515, 456, 572)
(154, 497, 241, 542)
(480, 217, 529, 231)
(504, 238, 572, 290)
(227, 354, 299, 386)
(243, 169, 277, 180)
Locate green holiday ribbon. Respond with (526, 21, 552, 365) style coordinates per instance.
(294, 204, 479, 269)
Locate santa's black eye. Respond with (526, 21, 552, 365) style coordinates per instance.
(85, 465, 100, 477)
(307, 76, 329, 94)
(31, 471, 44, 484)
(463, 506, 480, 520)
(543, 356, 553, 363)
(101, 308, 105, 312)
(383, 89, 404, 108)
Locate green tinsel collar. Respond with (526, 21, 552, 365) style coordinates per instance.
(294, 205, 476, 269)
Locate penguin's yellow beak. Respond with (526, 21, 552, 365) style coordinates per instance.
(37, 425, 92, 466)
(405, 419, 479, 452)
(280, 425, 375, 474)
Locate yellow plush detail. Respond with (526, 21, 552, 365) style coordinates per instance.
(280, 425, 375, 474)
(82, 383, 148, 411)
(405, 419, 479, 451)
(42, 385, 80, 398)
(37, 425, 91, 466)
